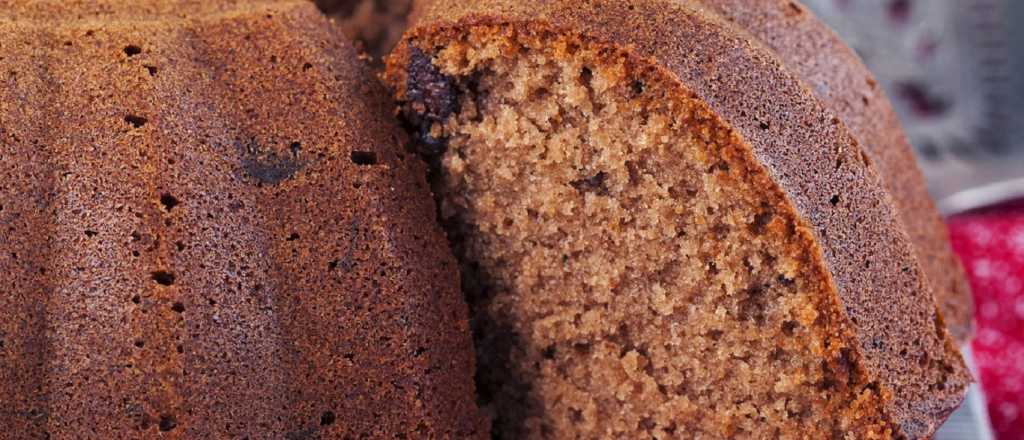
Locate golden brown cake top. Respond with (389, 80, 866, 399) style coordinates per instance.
(0, 1, 486, 437)
(0, 0, 285, 22)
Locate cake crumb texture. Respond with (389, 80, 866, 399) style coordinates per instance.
(405, 28, 886, 439)
(387, 0, 971, 437)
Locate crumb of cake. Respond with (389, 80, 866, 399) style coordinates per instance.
(400, 27, 892, 439)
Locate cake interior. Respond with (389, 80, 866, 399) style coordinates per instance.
(400, 28, 889, 438)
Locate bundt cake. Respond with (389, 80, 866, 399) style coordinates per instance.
(314, 0, 413, 59)
(0, 0, 485, 437)
(698, 0, 974, 346)
(385, 0, 970, 438)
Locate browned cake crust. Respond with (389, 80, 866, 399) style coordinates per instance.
(387, 0, 969, 438)
(0, 1, 486, 437)
(697, 0, 973, 347)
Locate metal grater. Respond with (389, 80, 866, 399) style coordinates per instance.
(799, 0, 1019, 438)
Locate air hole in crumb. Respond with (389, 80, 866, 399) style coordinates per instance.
(758, 121, 770, 130)
(171, 302, 185, 313)
(286, 233, 300, 241)
(303, 62, 313, 70)
(570, 171, 609, 195)
(782, 320, 799, 336)
(320, 411, 336, 426)
(580, 67, 593, 86)
(829, 195, 841, 206)
(131, 295, 141, 304)
(289, 142, 302, 158)
(542, 345, 556, 359)
(159, 193, 179, 211)
(175, 241, 185, 251)
(569, 408, 583, 422)
(123, 45, 142, 56)
(350, 151, 378, 166)
(328, 260, 338, 270)
(573, 342, 592, 355)
(145, 65, 158, 76)
(749, 211, 774, 234)
(151, 271, 175, 286)
(630, 80, 645, 96)
(709, 161, 730, 173)
(84, 230, 98, 237)
(134, 339, 145, 348)
(269, 55, 278, 64)
(158, 414, 176, 431)
(640, 417, 656, 430)
(738, 285, 767, 323)
(124, 115, 147, 128)
(176, 345, 184, 354)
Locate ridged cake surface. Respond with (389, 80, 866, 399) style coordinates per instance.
(0, 1, 485, 438)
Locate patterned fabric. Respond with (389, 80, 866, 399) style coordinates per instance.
(949, 200, 1024, 439)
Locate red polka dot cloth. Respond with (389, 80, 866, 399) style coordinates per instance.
(949, 199, 1024, 439)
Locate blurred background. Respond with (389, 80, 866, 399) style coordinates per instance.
(803, 0, 1024, 212)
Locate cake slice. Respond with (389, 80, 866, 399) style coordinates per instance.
(0, 1, 485, 437)
(699, 0, 974, 345)
(386, 0, 969, 438)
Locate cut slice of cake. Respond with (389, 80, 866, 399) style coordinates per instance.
(386, 0, 970, 438)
